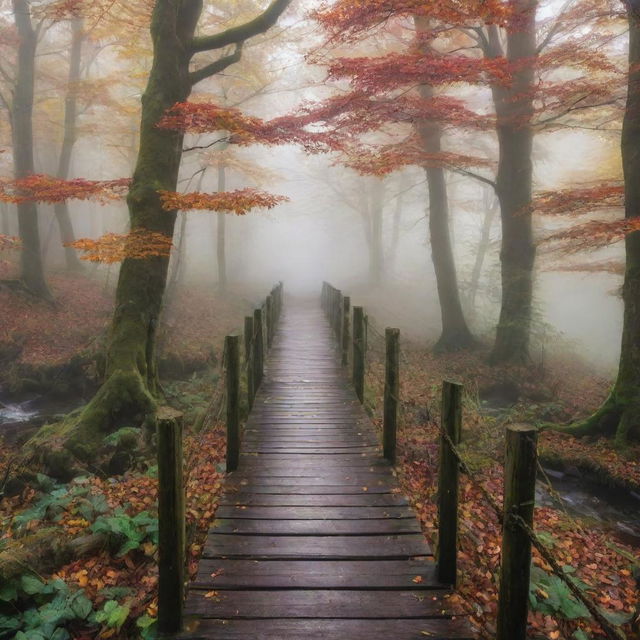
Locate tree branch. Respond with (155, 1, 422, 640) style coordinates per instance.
(450, 167, 497, 191)
(190, 0, 291, 53)
(182, 136, 231, 153)
(189, 43, 243, 87)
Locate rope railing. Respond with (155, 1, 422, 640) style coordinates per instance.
(319, 281, 629, 640)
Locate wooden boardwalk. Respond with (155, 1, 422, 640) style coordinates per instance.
(179, 299, 474, 639)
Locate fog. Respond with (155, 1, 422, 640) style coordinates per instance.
(0, 0, 626, 377)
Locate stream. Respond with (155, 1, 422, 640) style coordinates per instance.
(480, 395, 640, 548)
(0, 389, 84, 444)
(537, 469, 640, 547)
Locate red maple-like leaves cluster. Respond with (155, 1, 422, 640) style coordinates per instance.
(535, 184, 624, 216)
(302, 92, 491, 134)
(543, 218, 640, 253)
(345, 142, 493, 176)
(0, 175, 131, 204)
(313, 0, 510, 40)
(327, 53, 509, 93)
(158, 103, 333, 153)
(159, 188, 288, 215)
(68, 230, 173, 263)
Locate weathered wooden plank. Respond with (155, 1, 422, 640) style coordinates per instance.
(215, 505, 414, 520)
(228, 472, 394, 484)
(202, 534, 431, 559)
(219, 493, 409, 507)
(185, 589, 453, 618)
(223, 484, 394, 495)
(193, 558, 441, 590)
(209, 518, 421, 536)
(179, 618, 474, 640)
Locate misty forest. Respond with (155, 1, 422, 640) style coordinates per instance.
(0, 0, 639, 638)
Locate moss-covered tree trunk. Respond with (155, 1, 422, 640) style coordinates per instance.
(12, 0, 50, 299)
(40, 0, 292, 461)
(561, 3, 640, 447)
(487, 2, 537, 365)
(54, 17, 84, 273)
(71, 0, 197, 450)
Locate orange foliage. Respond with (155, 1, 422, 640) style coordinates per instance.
(0, 175, 130, 204)
(545, 260, 625, 275)
(313, 0, 510, 39)
(543, 218, 640, 252)
(159, 188, 288, 214)
(535, 184, 624, 216)
(67, 230, 173, 263)
(344, 142, 493, 176)
(158, 103, 333, 152)
(327, 52, 510, 92)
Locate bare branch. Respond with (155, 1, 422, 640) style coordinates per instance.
(190, 0, 291, 53)
(182, 137, 231, 153)
(189, 43, 243, 87)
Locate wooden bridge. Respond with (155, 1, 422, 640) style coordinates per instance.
(177, 298, 474, 639)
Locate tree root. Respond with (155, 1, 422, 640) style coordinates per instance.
(545, 391, 640, 448)
(23, 370, 157, 479)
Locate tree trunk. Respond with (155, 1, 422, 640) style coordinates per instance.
(368, 178, 384, 287)
(414, 16, 474, 352)
(67, 0, 197, 448)
(54, 17, 84, 272)
(560, 3, 640, 446)
(28, 0, 292, 460)
(488, 2, 537, 365)
(468, 189, 498, 313)
(217, 162, 227, 290)
(388, 177, 404, 277)
(12, 0, 50, 298)
(0, 202, 9, 236)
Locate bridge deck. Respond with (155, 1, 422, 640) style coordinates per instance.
(179, 299, 474, 639)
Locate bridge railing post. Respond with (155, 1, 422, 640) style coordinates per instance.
(341, 296, 350, 366)
(437, 380, 462, 586)
(497, 425, 538, 640)
(383, 328, 400, 463)
(157, 407, 185, 635)
(334, 289, 342, 338)
(253, 307, 264, 391)
(266, 295, 273, 349)
(352, 306, 366, 404)
(245, 316, 254, 409)
(225, 335, 240, 472)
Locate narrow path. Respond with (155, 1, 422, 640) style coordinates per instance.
(179, 299, 474, 639)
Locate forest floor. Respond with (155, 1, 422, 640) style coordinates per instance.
(0, 273, 638, 639)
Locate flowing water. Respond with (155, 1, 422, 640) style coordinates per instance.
(537, 469, 640, 547)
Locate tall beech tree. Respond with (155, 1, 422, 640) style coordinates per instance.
(415, 15, 475, 350)
(538, 1, 639, 446)
(11, 0, 50, 298)
(32, 0, 292, 463)
(52, 15, 85, 272)
(482, 0, 537, 364)
(305, 4, 499, 351)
